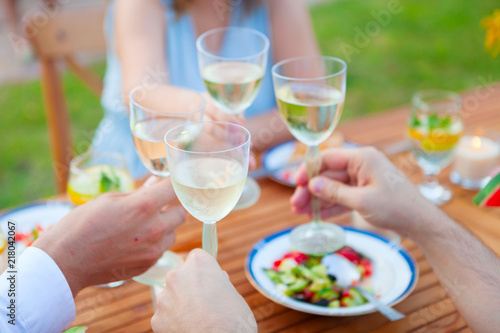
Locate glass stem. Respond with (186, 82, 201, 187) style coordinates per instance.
(423, 170, 439, 189)
(306, 145, 322, 225)
(202, 222, 218, 258)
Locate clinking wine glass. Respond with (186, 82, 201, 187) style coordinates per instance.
(407, 90, 463, 205)
(129, 85, 205, 287)
(196, 27, 269, 210)
(165, 121, 250, 258)
(272, 56, 347, 255)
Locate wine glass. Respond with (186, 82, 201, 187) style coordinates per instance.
(196, 27, 269, 210)
(272, 56, 347, 255)
(165, 121, 250, 258)
(68, 150, 135, 287)
(407, 90, 463, 205)
(129, 85, 205, 286)
(68, 151, 134, 206)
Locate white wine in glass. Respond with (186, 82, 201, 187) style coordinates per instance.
(197, 27, 269, 210)
(132, 118, 190, 177)
(276, 85, 344, 146)
(202, 62, 264, 114)
(165, 121, 251, 258)
(272, 56, 347, 255)
(171, 156, 247, 223)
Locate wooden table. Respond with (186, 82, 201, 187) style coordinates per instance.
(71, 84, 500, 332)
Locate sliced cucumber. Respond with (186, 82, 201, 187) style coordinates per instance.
(288, 278, 309, 293)
(264, 269, 281, 283)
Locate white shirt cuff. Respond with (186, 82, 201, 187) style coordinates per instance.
(3, 246, 76, 332)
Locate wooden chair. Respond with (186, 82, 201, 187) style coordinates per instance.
(26, 5, 107, 194)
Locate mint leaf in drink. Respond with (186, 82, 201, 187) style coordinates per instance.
(428, 113, 440, 129)
(427, 113, 452, 130)
(100, 172, 113, 193)
(100, 167, 121, 193)
(409, 113, 421, 128)
(440, 116, 452, 128)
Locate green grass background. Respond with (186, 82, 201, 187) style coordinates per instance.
(1, 0, 499, 209)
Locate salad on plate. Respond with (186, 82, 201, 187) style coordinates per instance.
(264, 246, 373, 308)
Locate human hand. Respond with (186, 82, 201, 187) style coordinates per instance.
(151, 249, 257, 333)
(201, 92, 245, 125)
(33, 177, 186, 296)
(290, 147, 439, 237)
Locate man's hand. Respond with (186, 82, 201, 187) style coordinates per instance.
(33, 177, 186, 296)
(151, 249, 257, 333)
(290, 147, 440, 237)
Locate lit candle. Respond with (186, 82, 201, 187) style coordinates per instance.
(453, 136, 500, 181)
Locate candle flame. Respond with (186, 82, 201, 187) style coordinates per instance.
(472, 136, 482, 149)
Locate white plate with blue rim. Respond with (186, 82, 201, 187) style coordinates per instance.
(260, 140, 360, 187)
(0, 201, 71, 253)
(245, 226, 418, 316)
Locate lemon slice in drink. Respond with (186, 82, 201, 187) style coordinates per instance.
(408, 128, 461, 151)
(67, 165, 134, 205)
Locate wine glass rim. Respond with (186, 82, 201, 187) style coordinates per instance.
(196, 27, 270, 61)
(70, 150, 128, 174)
(164, 121, 251, 155)
(129, 86, 207, 116)
(412, 89, 462, 105)
(271, 56, 347, 81)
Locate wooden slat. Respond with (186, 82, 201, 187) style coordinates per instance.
(67, 84, 500, 331)
(26, 6, 106, 58)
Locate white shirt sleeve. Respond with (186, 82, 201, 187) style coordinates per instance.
(0, 246, 76, 333)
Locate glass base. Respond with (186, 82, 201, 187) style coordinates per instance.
(289, 222, 346, 255)
(234, 177, 261, 210)
(96, 280, 126, 288)
(418, 183, 451, 206)
(132, 251, 184, 286)
(450, 171, 490, 190)
(150, 284, 165, 311)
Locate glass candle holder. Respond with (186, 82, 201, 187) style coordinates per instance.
(450, 131, 500, 190)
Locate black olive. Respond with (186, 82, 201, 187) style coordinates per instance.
(313, 299, 329, 307)
(328, 274, 337, 281)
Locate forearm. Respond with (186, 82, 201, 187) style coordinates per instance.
(246, 110, 292, 151)
(412, 209, 500, 332)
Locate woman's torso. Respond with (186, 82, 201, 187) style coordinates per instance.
(101, 0, 276, 118)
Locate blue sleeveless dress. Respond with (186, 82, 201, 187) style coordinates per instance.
(92, 0, 276, 178)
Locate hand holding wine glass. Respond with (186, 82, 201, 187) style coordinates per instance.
(272, 56, 347, 255)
